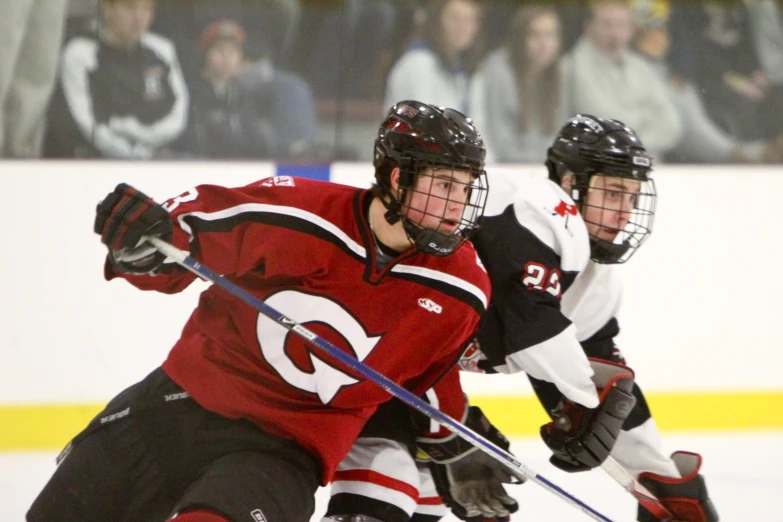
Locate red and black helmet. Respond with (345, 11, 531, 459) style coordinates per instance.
(373, 101, 489, 256)
(374, 101, 486, 176)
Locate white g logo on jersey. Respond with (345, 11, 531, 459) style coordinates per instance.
(257, 290, 381, 404)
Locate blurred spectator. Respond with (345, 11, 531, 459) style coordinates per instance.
(189, 19, 272, 158)
(370, 0, 427, 100)
(633, 2, 783, 163)
(668, 1, 779, 141)
(480, 0, 585, 54)
(44, 0, 189, 159)
(151, 0, 301, 81)
(65, 0, 99, 36)
(189, 19, 325, 159)
(477, 0, 520, 52)
(384, 0, 485, 116)
(295, 0, 396, 100)
(747, 0, 783, 85)
(0, 0, 67, 157)
(191, 0, 300, 64)
(476, 5, 567, 163)
(745, 0, 783, 139)
(562, 0, 682, 162)
(67, 0, 99, 20)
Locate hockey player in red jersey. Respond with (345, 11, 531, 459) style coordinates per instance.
(27, 101, 492, 522)
(323, 116, 718, 522)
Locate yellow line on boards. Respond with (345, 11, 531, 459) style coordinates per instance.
(473, 391, 783, 434)
(1, 403, 105, 451)
(1, 391, 782, 451)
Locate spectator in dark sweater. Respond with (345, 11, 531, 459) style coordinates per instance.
(188, 19, 324, 159)
(668, 1, 780, 140)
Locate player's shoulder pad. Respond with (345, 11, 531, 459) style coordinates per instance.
(255, 175, 314, 190)
(428, 239, 491, 313)
(485, 169, 591, 272)
(455, 238, 491, 283)
(182, 176, 359, 224)
(250, 176, 357, 202)
(563, 261, 623, 341)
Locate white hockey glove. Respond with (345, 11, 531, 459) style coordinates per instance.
(417, 406, 520, 522)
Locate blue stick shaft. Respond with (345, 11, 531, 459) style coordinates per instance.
(147, 237, 614, 522)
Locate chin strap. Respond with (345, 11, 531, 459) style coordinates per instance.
(378, 195, 462, 256)
(379, 183, 406, 226)
(383, 205, 401, 225)
(590, 238, 631, 264)
(407, 224, 463, 256)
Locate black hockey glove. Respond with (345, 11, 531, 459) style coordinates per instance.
(94, 183, 172, 274)
(638, 451, 719, 522)
(417, 406, 520, 522)
(541, 358, 636, 473)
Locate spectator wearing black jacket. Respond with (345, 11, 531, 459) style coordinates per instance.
(45, 0, 189, 158)
(668, 1, 780, 141)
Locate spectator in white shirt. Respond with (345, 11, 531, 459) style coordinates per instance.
(561, 0, 682, 162)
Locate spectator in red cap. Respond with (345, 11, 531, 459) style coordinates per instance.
(188, 18, 326, 159)
(199, 18, 247, 55)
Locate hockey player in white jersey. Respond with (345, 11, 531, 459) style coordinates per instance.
(322, 115, 718, 522)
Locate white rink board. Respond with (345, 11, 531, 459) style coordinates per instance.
(1, 161, 782, 404)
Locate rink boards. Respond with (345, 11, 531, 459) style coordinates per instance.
(1, 160, 781, 451)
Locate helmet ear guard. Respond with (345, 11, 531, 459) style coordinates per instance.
(546, 114, 657, 264)
(375, 157, 415, 226)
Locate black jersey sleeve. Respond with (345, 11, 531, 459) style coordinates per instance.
(474, 204, 580, 364)
(467, 174, 599, 407)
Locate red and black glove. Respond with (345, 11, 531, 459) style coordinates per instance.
(638, 451, 719, 522)
(541, 358, 636, 472)
(94, 183, 172, 274)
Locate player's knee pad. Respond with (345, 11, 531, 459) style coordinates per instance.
(637, 451, 718, 522)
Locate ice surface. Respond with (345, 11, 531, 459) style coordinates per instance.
(3, 432, 779, 522)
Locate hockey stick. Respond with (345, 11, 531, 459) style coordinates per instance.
(146, 236, 615, 522)
(601, 457, 673, 521)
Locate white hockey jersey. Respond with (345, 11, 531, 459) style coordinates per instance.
(468, 169, 678, 479)
(465, 170, 600, 407)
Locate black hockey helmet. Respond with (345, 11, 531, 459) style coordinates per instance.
(373, 100, 489, 256)
(546, 114, 656, 264)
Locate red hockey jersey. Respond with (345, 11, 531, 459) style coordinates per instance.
(105, 176, 490, 483)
